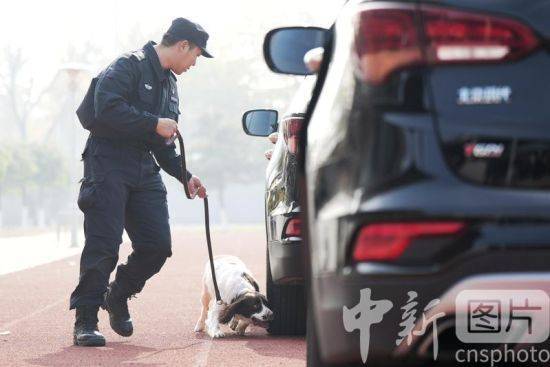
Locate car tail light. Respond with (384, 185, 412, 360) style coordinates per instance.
(353, 4, 539, 84)
(352, 221, 465, 262)
(422, 7, 539, 63)
(284, 218, 301, 238)
(282, 116, 304, 154)
(355, 7, 423, 85)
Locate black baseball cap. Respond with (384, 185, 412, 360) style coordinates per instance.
(166, 18, 213, 58)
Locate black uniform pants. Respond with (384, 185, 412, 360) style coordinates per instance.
(69, 137, 172, 309)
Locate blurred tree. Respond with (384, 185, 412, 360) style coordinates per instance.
(29, 143, 70, 226)
(0, 48, 52, 140)
(0, 145, 11, 225)
(178, 45, 299, 222)
(3, 143, 37, 194)
(29, 144, 69, 190)
(0, 142, 68, 226)
(0, 48, 64, 226)
(1, 142, 37, 226)
(0, 145, 9, 186)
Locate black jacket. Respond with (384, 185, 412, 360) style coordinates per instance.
(91, 41, 191, 182)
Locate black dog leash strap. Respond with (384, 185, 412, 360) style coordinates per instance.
(175, 130, 223, 304)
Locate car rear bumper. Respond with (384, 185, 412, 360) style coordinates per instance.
(268, 238, 304, 284)
(312, 248, 550, 365)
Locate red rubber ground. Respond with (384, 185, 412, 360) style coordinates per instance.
(0, 227, 305, 366)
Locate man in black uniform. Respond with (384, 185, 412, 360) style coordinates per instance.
(70, 18, 212, 347)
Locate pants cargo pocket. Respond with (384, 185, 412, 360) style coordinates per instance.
(77, 176, 104, 211)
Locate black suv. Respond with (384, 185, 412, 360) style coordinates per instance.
(242, 77, 316, 335)
(264, 1, 550, 366)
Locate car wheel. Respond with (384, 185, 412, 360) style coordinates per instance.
(266, 248, 306, 335)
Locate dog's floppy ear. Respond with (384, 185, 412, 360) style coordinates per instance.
(218, 294, 246, 324)
(242, 272, 259, 292)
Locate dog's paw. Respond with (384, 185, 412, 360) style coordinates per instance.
(229, 319, 238, 331)
(210, 330, 225, 339)
(235, 322, 249, 336)
(194, 321, 205, 333)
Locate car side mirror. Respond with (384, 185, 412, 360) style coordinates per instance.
(264, 27, 328, 75)
(242, 109, 279, 137)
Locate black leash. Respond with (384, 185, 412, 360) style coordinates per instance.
(175, 130, 223, 305)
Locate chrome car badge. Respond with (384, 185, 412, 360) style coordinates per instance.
(464, 142, 505, 159)
(457, 86, 511, 105)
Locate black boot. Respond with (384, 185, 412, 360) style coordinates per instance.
(102, 282, 134, 337)
(73, 305, 106, 347)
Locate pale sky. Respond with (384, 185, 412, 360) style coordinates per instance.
(0, 0, 343, 90)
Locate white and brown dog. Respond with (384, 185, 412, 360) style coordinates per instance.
(194, 255, 274, 338)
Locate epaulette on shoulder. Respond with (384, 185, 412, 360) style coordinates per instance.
(130, 50, 146, 61)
